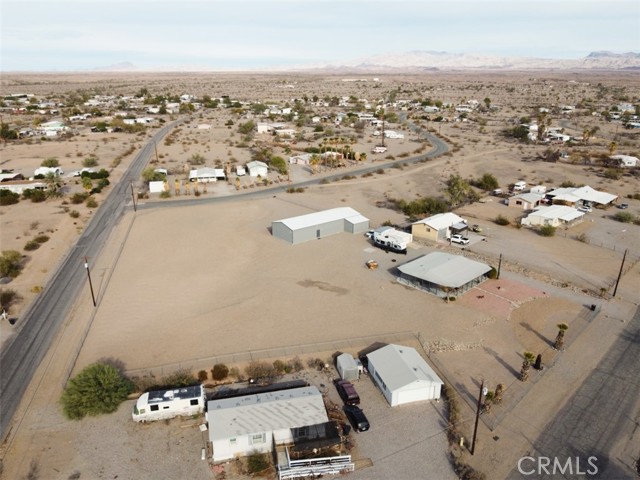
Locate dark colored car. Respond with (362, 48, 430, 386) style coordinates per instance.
(618, 203, 629, 209)
(344, 405, 370, 432)
(336, 380, 360, 405)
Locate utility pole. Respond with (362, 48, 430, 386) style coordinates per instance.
(612, 248, 628, 297)
(130, 182, 137, 212)
(154, 141, 159, 163)
(497, 253, 503, 279)
(83, 256, 96, 307)
(471, 380, 486, 455)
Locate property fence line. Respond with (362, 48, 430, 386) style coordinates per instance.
(124, 331, 418, 379)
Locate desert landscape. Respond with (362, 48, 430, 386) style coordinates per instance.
(1, 71, 639, 480)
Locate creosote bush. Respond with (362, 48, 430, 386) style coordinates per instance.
(494, 215, 510, 226)
(211, 363, 229, 381)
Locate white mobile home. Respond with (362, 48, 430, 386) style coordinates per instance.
(132, 384, 205, 422)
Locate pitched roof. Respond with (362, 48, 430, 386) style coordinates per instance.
(528, 205, 584, 222)
(413, 212, 465, 231)
(547, 185, 617, 205)
(274, 207, 368, 231)
(367, 344, 443, 392)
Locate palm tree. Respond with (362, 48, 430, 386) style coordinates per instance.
(494, 384, 504, 405)
(44, 172, 63, 199)
(554, 323, 569, 350)
(582, 127, 591, 145)
(482, 390, 495, 414)
(309, 154, 320, 174)
(519, 352, 535, 382)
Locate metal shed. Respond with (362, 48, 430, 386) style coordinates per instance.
(272, 207, 369, 245)
(336, 353, 359, 381)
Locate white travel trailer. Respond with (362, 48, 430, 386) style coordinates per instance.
(132, 385, 205, 422)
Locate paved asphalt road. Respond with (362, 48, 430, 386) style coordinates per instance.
(0, 119, 446, 441)
(0, 121, 179, 440)
(508, 305, 640, 479)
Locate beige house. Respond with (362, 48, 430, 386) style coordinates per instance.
(412, 212, 466, 242)
(507, 192, 545, 210)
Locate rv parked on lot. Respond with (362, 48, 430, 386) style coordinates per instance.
(132, 384, 205, 422)
(372, 227, 411, 254)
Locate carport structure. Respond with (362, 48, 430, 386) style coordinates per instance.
(396, 252, 492, 298)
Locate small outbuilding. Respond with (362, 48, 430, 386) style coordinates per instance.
(336, 353, 360, 381)
(367, 344, 443, 406)
(272, 207, 369, 245)
(397, 252, 492, 298)
(246, 160, 269, 177)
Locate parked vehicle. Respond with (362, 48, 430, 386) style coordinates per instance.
(450, 234, 470, 245)
(618, 203, 629, 209)
(578, 205, 592, 213)
(344, 405, 370, 432)
(336, 380, 360, 405)
(132, 384, 205, 422)
(471, 224, 482, 233)
(372, 229, 408, 254)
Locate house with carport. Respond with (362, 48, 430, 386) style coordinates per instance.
(366, 344, 443, 407)
(411, 212, 467, 243)
(546, 185, 617, 208)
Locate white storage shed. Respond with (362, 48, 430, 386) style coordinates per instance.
(367, 344, 443, 407)
(272, 207, 369, 245)
(336, 353, 360, 381)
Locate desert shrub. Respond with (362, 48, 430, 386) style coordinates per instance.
(538, 225, 556, 237)
(0, 250, 23, 278)
(82, 156, 99, 168)
(0, 288, 21, 311)
(487, 267, 498, 279)
(245, 361, 276, 380)
(472, 173, 499, 191)
(247, 452, 270, 474)
(60, 362, 134, 420)
(603, 168, 622, 180)
(80, 169, 109, 179)
(211, 364, 229, 381)
(197, 370, 208, 382)
(273, 359, 286, 375)
(307, 358, 326, 371)
(576, 233, 588, 243)
(159, 190, 171, 199)
(0, 190, 20, 206)
(69, 210, 80, 218)
(376, 168, 385, 174)
(24, 240, 40, 251)
(290, 356, 304, 372)
(70, 192, 89, 204)
(34, 235, 49, 244)
(163, 369, 197, 387)
(494, 215, 510, 226)
(228, 367, 242, 380)
(23, 189, 46, 203)
(41, 157, 59, 167)
(86, 197, 98, 208)
(612, 211, 635, 223)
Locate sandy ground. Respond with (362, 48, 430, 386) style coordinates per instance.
(1, 72, 639, 480)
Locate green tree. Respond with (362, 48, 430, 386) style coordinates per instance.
(0, 190, 20, 206)
(269, 156, 288, 175)
(44, 172, 63, 199)
(41, 157, 60, 168)
(474, 173, 499, 191)
(483, 97, 491, 109)
(60, 363, 134, 420)
(238, 120, 256, 135)
(0, 122, 18, 140)
(446, 174, 478, 208)
(141, 167, 165, 182)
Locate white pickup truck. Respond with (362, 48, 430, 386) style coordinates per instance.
(450, 234, 470, 245)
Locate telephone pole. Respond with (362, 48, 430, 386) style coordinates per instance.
(612, 248, 628, 297)
(83, 256, 96, 307)
(471, 380, 486, 455)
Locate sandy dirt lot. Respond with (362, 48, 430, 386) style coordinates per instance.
(1, 72, 639, 480)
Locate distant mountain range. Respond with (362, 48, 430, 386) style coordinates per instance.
(311, 50, 640, 72)
(92, 51, 640, 73)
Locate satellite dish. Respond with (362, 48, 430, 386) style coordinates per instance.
(482, 387, 488, 396)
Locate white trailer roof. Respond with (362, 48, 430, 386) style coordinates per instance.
(413, 212, 465, 231)
(206, 386, 327, 441)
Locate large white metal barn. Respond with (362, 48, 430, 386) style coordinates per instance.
(272, 207, 369, 245)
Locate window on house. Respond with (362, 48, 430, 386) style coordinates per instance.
(190, 399, 199, 406)
(229, 438, 237, 445)
(150, 405, 159, 411)
(250, 433, 266, 445)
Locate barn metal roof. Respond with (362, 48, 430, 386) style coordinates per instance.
(367, 344, 443, 392)
(274, 207, 368, 231)
(397, 252, 491, 288)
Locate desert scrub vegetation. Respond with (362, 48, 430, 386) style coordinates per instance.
(60, 362, 134, 420)
(538, 224, 556, 237)
(612, 211, 636, 223)
(494, 215, 510, 226)
(0, 288, 22, 312)
(0, 250, 23, 278)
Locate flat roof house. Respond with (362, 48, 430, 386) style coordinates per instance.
(272, 207, 369, 245)
(367, 344, 443, 406)
(206, 386, 328, 462)
(397, 252, 492, 298)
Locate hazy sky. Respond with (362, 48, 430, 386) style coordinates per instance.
(2, 0, 639, 71)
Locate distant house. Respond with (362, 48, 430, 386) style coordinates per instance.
(0, 172, 24, 182)
(367, 344, 443, 406)
(289, 153, 313, 165)
(411, 212, 466, 243)
(34, 166, 63, 177)
(610, 154, 638, 168)
(246, 160, 268, 177)
(205, 386, 328, 462)
(546, 185, 617, 207)
(507, 192, 545, 210)
(521, 205, 584, 228)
